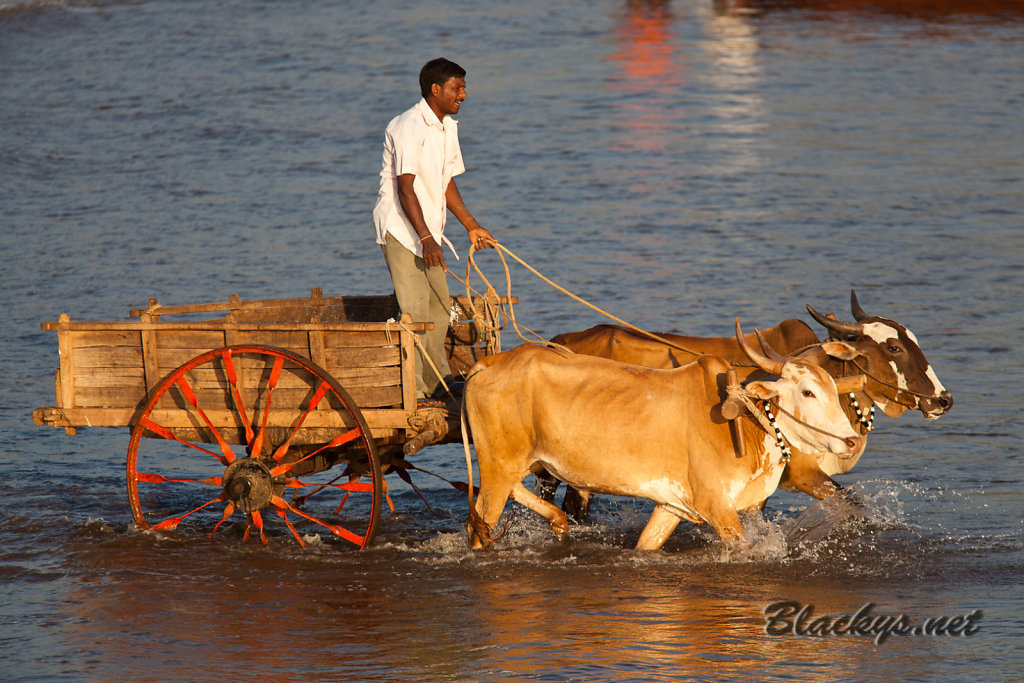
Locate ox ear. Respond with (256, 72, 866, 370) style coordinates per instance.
(835, 374, 867, 394)
(744, 380, 778, 402)
(820, 339, 861, 362)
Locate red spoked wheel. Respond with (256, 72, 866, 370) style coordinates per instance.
(126, 345, 382, 549)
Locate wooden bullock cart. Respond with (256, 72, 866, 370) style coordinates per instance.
(33, 288, 512, 549)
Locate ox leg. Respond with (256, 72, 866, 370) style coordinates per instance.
(532, 468, 561, 503)
(469, 479, 518, 550)
(705, 507, 747, 547)
(778, 464, 869, 518)
(635, 505, 683, 551)
(561, 486, 592, 524)
(510, 482, 570, 542)
(777, 464, 845, 501)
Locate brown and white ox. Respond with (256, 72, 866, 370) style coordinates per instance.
(544, 291, 952, 516)
(463, 322, 866, 550)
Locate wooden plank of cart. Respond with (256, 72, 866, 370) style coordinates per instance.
(33, 287, 514, 549)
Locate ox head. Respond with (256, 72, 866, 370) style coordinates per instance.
(806, 290, 952, 420)
(735, 319, 864, 458)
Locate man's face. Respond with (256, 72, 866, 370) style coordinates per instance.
(431, 76, 467, 117)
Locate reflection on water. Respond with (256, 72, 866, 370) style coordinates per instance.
(56, 509, 964, 682)
(610, 1, 680, 91)
(608, 0, 683, 153)
(722, 0, 1024, 19)
(702, 8, 766, 177)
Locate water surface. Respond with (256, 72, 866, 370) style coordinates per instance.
(2, 1, 1022, 681)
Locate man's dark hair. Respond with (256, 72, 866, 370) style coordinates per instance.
(419, 58, 466, 98)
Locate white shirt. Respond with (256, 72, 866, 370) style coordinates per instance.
(373, 98, 466, 258)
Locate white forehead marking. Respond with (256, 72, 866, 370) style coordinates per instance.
(862, 321, 900, 345)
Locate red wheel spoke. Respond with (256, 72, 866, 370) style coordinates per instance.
(271, 495, 365, 547)
(289, 472, 345, 506)
(220, 349, 255, 445)
(128, 346, 382, 549)
(151, 494, 225, 531)
(209, 501, 237, 539)
(330, 479, 391, 513)
(289, 474, 371, 504)
(174, 375, 237, 464)
(270, 427, 362, 477)
(325, 427, 363, 450)
(244, 511, 268, 544)
(275, 508, 307, 548)
(250, 355, 285, 459)
(271, 381, 332, 463)
(138, 417, 231, 466)
(136, 472, 222, 486)
(383, 479, 395, 514)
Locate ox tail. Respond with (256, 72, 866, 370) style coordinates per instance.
(461, 363, 494, 549)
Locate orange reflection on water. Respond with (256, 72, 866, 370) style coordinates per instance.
(606, 0, 686, 153)
(464, 558, 947, 680)
(609, 0, 682, 93)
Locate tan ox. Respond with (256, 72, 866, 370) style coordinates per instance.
(546, 291, 952, 514)
(550, 317, 819, 370)
(464, 322, 866, 550)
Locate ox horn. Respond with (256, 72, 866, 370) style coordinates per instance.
(850, 289, 870, 321)
(806, 304, 864, 338)
(736, 318, 785, 375)
(756, 328, 791, 366)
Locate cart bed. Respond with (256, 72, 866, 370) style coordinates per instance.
(34, 288, 510, 453)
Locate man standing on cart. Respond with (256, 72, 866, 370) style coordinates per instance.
(373, 57, 495, 406)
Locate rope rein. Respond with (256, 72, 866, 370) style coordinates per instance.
(453, 241, 714, 359)
(847, 358, 928, 405)
(385, 318, 453, 398)
(769, 400, 860, 445)
(725, 383, 861, 463)
(448, 239, 871, 472)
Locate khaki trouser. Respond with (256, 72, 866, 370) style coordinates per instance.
(381, 233, 453, 399)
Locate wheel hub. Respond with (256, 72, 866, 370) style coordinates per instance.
(222, 458, 274, 513)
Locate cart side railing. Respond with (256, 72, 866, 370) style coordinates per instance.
(32, 315, 427, 443)
(127, 288, 402, 324)
(126, 288, 514, 368)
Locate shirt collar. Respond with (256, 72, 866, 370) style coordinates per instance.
(416, 98, 455, 129)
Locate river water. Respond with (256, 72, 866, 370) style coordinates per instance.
(2, 0, 1023, 681)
